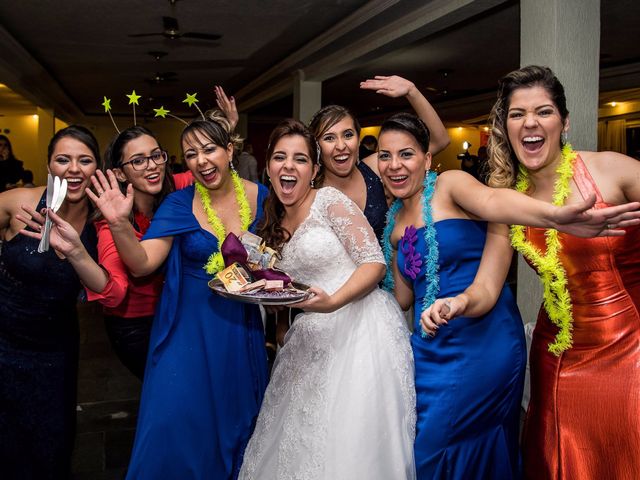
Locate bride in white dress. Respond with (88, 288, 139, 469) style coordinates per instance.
(239, 120, 415, 480)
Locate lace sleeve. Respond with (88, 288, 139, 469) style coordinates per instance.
(317, 187, 385, 266)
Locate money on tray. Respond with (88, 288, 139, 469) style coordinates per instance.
(209, 233, 311, 305)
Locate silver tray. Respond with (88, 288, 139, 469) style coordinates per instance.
(208, 278, 312, 305)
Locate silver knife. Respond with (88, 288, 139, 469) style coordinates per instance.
(38, 174, 55, 253)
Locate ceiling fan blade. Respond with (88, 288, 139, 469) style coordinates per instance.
(181, 32, 222, 41)
(162, 16, 179, 31)
(128, 33, 164, 38)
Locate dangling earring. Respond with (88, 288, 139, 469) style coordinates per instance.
(561, 130, 568, 146)
(310, 178, 315, 188)
(229, 159, 237, 173)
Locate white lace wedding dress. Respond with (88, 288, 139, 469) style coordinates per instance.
(239, 187, 416, 480)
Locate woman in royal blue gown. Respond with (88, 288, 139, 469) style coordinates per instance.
(378, 113, 635, 479)
(89, 112, 268, 479)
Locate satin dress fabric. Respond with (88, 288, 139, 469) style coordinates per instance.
(397, 219, 526, 479)
(522, 156, 640, 480)
(125, 184, 269, 480)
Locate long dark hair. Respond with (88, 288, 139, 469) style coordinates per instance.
(104, 125, 175, 215)
(487, 65, 569, 188)
(258, 119, 317, 252)
(0, 134, 17, 161)
(308, 104, 360, 187)
(379, 112, 431, 152)
(48, 125, 100, 164)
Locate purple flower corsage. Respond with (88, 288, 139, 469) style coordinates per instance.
(399, 225, 422, 280)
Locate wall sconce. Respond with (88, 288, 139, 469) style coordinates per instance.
(457, 141, 472, 160)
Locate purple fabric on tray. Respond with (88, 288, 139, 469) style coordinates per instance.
(221, 233, 292, 284)
(220, 233, 249, 265)
(251, 269, 291, 283)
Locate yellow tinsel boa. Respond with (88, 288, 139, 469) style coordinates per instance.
(195, 171, 252, 275)
(510, 143, 577, 355)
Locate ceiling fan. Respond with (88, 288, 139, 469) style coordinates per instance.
(129, 16, 222, 41)
(144, 71, 178, 85)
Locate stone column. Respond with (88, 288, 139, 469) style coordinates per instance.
(517, 0, 601, 325)
(293, 70, 322, 125)
(35, 107, 55, 186)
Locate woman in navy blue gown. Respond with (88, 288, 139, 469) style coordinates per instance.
(90, 112, 268, 479)
(378, 113, 634, 479)
(0, 125, 100, 479)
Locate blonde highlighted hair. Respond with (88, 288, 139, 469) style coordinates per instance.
(487, 65, 569, 188)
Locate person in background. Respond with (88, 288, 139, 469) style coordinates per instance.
(0, 135, 25, 192)
(237, 142, 259, 183)
(21, 170, 36, 188)
(358, 134, 378, 160)
(169, 154, 186, 173)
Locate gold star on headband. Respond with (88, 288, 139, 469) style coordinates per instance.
(183, 93, 199, 107)
(127, 90, 141, 105)
(101, 96, 120, 133)
(153, 106, 170, 118)
(102, 96, 112, 113)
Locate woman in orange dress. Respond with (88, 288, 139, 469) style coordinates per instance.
(487, 65, 640, 479)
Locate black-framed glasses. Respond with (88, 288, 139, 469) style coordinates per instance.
(121, 151, 168, 171)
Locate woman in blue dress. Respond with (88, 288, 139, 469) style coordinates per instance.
(89, 112, 268, 479)
(378, 113, 637, 479)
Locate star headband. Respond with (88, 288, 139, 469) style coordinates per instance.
(101, 90, 207, 134)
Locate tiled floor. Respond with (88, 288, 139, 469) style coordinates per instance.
(72, 302, 141, 480)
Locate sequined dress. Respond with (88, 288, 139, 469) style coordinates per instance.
(357, 160, 388, 241)
(239, 187, 416, 479)
(0, 191, 97, 479)
(522, 156, 640, 479)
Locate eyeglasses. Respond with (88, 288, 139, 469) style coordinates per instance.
(121, 151, 168, 171)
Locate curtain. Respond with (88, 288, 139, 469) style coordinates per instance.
(598, 119, 627, 154)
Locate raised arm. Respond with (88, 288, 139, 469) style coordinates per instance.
(87, 170, 172, 277)
(214, 85, 238, 130)
(360, 75, 450, 155)
(420, 223, 512, 336)
(0, 187, 42, 237)
(294, 190, 385, 313)
(439, 170, 640, 237)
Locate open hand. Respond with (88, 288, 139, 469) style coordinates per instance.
(86, 169, 134, 226)
(553, 195, 640, 237)
(360, 75, 416, 98)
(289, 286, 336, 313)
(214, 86, 238, 129)
(16, 205, 84, 258)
